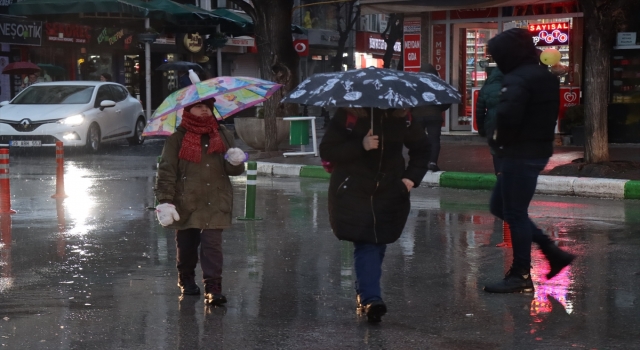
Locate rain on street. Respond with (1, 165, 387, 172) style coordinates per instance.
(0, 141, 639, 349)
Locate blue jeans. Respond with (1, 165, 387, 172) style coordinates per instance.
(490, 157, 554, 270)
(354, 242, 387, 305)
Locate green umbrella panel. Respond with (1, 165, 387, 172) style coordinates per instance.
(8, 0, 148, 17)
(211, 8, 306, 36)
(128, 0, 223, 24)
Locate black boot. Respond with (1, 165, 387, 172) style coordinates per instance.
(428, 162, 440, 172)
(363, 300, 387, 323)
(540, 243, 575, 279)
(204, 283, 227, 306)
(178, 274, 200, 296)
(484, 266, 534, 293)
(204, 293, 227, 306)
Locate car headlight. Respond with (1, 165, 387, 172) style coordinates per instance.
(58, 114, 84, 126)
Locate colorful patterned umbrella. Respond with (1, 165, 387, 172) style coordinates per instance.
(143, 76, 282, 136)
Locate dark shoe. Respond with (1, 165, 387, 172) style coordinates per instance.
(428, 162, 440, 172)
(204, 293, 227, 306)
(178, 282, 200, 295)
(178, 273, 200, 295)
(363, 300, 387, 323)
(541, 243, 575, 279)
(355, 295, 365, 313)
(484, 267, 534, 293)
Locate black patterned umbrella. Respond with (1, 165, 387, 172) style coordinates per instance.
(281, 67, 461, 108)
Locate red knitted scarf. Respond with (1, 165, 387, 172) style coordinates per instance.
(178, 111, 226, 163)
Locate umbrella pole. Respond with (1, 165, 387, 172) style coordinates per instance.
(370, 107, 373, 133)
(145, 18, 152, 120)
(216, 25, 222, 77)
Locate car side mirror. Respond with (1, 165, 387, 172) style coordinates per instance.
(0, 101, 9, 107)
(100, 100, 116, 111)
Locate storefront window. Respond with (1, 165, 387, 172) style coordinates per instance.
(453, 24, 498, 129)
(503, 18, 573, 84)
(301, 0, 338, 30)
(124, 55, 140, 97)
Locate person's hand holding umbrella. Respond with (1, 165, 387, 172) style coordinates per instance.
(362, 129, 379, 151)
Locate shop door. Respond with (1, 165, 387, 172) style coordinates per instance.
(451, 23, 498, 131)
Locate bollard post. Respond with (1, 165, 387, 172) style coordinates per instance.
(496, 221, 512, 247)
(51, 141, 68, 199)
(0, 149, 15, 214)
(238, 161, 262, 221)
(0, 214, 11, 278)
(147, 155, 162, 210)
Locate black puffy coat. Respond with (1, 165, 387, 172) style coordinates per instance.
(319, 108, 430, 244)
(487, 28, 560, 159)
(411, 63, 451, 122)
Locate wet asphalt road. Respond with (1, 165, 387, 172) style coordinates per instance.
(0, 140, 639, 349)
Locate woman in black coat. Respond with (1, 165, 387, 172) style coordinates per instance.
(319, 107, 430, 323)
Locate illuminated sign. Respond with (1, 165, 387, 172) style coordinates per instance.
(183, 33, 203, 53)
(528, 22, 570, 46)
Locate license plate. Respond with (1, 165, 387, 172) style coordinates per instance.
(10, 140, 41, 147)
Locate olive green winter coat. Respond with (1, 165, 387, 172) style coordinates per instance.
(155, 125, 245, 230)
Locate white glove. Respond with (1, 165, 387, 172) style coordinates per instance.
(225, 147, 248, 166)
(156, 203, 180, 227)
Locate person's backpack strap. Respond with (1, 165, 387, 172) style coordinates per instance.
(345, 113, 358, 132)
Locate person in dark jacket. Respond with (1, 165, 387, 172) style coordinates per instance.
(319, 107, 430, 323)
(178, 70, 192, 89)
(475, 68, 504, 174)
(483, 28, 575, 294)
(411, 63, 450, 172)
(155, 98, 247, 305)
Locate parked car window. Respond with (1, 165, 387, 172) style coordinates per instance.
(107, 84, 127, 102)
(118, 86, 131, 99)
(95, 85, 115, 108)
(12, 86, 95, 104)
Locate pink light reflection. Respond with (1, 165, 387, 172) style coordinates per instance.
(530, 249, 574, 319)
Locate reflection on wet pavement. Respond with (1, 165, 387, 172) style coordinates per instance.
(0, 154, 639, 348)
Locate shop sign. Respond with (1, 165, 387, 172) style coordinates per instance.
(403, 18, 421, 72)
(293, 39, 309, 57)
(184, 33, 203, 53)
(227, 36, 255, 47)
(355, 32, 400, 56)
(96, 27, 126, 46)
(431, 24, 447, 78)
(0, 17, 42, 46)
(557, 87, 580, 133)
(45, 22, 91, 44)
(528, 22, 570, 47)
(369, 37, 400, 52)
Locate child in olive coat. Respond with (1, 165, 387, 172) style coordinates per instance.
(155, 98, 247, 305)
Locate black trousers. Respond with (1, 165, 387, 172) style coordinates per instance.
(176, 228, 223, 293)
(423, 120, 442, 164)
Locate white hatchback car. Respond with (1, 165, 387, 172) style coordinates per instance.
(0, 81, 146, 152)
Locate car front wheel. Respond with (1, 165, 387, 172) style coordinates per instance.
(128, 117, 146, 146)
(85, 123, 101, 153)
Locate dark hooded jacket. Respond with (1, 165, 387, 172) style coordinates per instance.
(319, 108, 430, 244)
(411, 63, 451, 122)
(487, 28, 559, 158)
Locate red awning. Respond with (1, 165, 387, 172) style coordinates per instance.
(361, 0, 569, 14)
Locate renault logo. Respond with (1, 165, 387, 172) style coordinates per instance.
(19, 119, 30, 129)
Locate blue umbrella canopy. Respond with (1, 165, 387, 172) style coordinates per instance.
(282, 67, 461, 108)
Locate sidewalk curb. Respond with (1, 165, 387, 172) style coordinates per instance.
(254, 162, 640, 200)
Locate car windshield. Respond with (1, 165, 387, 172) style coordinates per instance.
(12, 86, 95, 105)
